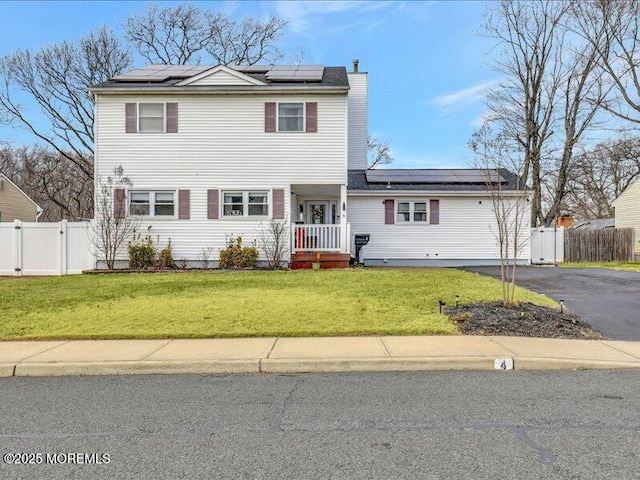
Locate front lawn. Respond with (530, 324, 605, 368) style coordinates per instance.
(560, 262, 640, 272)
(0, 269, 556, 340)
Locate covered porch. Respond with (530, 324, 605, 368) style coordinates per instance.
(290, 183, 351, 268)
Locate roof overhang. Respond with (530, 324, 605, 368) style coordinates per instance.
(612, 177, 639, 206)
(91, 85, 349, 95)
(347, 189, 528, 197)
(0, 173, 42, 210)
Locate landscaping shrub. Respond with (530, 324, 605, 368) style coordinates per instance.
(128, 227, 174, 269)
(128, 233, 157, 269)
(219, 235, 259, 269)
(158, 240, 174, 269)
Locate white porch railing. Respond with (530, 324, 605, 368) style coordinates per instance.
(292, 224, 343, 252)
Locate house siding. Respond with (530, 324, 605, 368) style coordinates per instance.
(347, 73, 368, 170)
(0, 175, 39, 222)
(347, 195, 531, 264)
(186, 70, 258, 86)
(113, 188, 290, 263)
(614, 180, 640, 255)
(94, 93, 347, 261)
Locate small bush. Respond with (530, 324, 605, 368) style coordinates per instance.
(197, 246, 215, 269)
(158, 240, 174, 269)
(129, 227, 174, 269)
(128, 229, 157, 269)
(219, 235, 259, 269)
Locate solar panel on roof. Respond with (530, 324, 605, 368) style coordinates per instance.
(265, 65, 324, 82)
(365, 169, 506, 185)
(110, 65, 210, 82)
(235, 65, 272, 73)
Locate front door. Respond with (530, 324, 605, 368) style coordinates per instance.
(306, 201, 330, 224)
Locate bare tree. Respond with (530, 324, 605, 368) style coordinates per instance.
(562, 136, 640, 220)
(0, 146, 92, 221)
(367, 134, 393, 169)
(0, 27, 131, 180)
(125, 4, 287, 66)
(89, 166, 138, 270)
(257, 220, 289, 269)
(470, 126, 531, 305)
(481, 0, 606, 226)
(571, 1, 640, 125)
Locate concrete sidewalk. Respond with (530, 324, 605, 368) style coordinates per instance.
(1, 336, 640, 377)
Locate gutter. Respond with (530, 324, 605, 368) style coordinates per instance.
(91, 85, 350, 95)
(347, 190, 527, 197)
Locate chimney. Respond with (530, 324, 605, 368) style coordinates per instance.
(352, 59, 359, 73)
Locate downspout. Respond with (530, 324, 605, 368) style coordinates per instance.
(35, 206, 43, 222)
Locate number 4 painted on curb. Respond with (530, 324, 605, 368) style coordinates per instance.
(494, 358, 514, 370)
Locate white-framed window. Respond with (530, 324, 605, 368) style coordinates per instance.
(397, 201, 428, 223)
(223, 191, 269, 217)
(138, 103, 165, 133)
(129, 191, 175, 217)
(278, 103, 304, 132)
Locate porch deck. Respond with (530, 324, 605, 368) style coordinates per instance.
(290, 252, 351, 269)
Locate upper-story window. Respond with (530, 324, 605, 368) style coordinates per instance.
(278, 103, 304, 132)
(138, 103, 165, 133)
(126, 102, 177, 134)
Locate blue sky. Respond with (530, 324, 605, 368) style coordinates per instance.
(0, 0, 496, 168)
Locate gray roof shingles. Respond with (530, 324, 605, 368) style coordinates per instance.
(93, 66, 349, 89)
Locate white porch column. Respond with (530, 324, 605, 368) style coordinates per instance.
(340, 184, 349, 253)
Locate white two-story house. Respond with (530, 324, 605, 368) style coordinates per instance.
(92, 62, 530, 268)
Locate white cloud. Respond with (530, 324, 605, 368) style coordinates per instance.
(432, 79, 501, 114)
(273, 1, 397, 35)
(470, 111, 494, 129)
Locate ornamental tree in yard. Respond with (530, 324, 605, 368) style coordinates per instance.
(89, 166, 139, 270)
(470, 126, 530, 306)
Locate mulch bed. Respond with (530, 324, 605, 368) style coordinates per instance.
(445, 302, 605, 339)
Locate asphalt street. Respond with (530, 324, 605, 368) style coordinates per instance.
(1, 371, 640, 479)
(463, 266, 640, 340)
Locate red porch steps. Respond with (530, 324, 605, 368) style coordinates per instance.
(290, 252, 351, 269)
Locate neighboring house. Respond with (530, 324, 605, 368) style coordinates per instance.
(573, 218, 615, 231)
(91, 63, 530, 268)
(613, 180, 640, 259)
(0, 173, 42, 222)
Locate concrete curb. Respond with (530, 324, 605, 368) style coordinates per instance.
(14, 359, 260, 377)
(260, 356, 497, 373)
(0, 363, 15, 377)
(512, 357, 640, 370)
(3, 356, 639, 377)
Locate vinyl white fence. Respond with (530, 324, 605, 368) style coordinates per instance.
(0, 220, 94, 276)
(530, 226, 564, 264)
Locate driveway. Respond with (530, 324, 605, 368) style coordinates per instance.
(462, 266, 640, 341)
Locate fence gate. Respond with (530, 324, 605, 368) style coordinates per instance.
(0, 220, 94, 276)
(530, 227, 564, 264)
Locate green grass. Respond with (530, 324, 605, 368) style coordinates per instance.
(0, 269, 556, 340)
(560, 262, 640, 272)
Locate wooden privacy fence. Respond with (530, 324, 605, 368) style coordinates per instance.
(564, 228, 635, 262)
